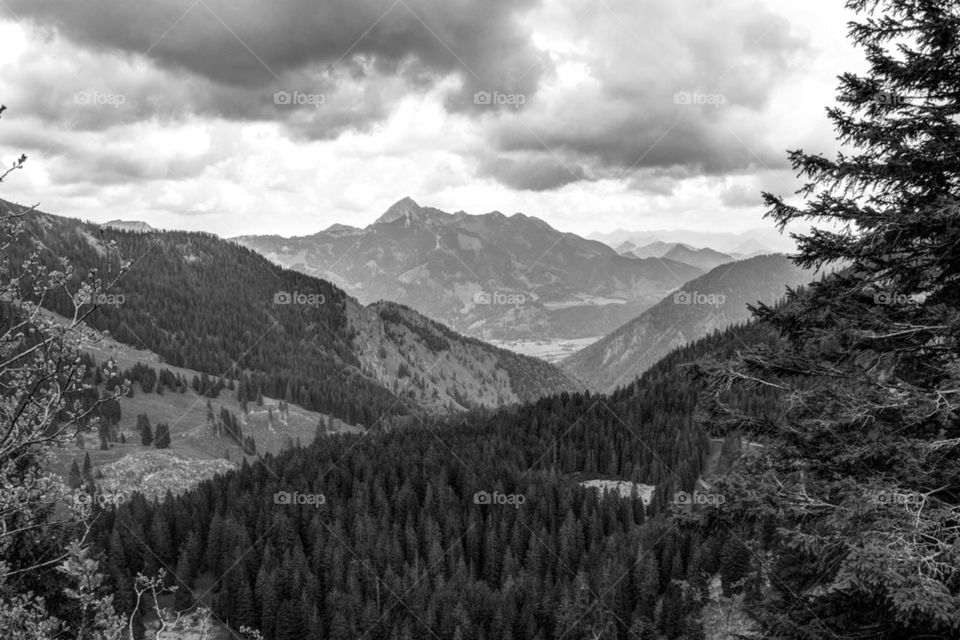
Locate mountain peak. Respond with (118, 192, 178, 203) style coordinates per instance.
(103, 219, 154, 232)
(323, 223, 361, 234)
(374, 197, 422, 225)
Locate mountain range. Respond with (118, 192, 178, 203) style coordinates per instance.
(617, 241, 737, 270)
(5, 200, 580, 419)
(233, 197, 705, 341)
(591, 227, 796, 255)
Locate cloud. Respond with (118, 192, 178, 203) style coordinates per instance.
(0, 0, 858, 238)
(7, 0, 548, 109)
(5, 0, 813, 189)
(720, 183, 763, 209)
(472, 0, 811, 188)
(477, 152, 587, 191)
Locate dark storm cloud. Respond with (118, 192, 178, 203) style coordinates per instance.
(4, 0, 817, 195)
(477, 0, 810, 187)
(478, 153, 587, 191)
(7, 0, 547, 107)
(6, 60, 392, 140)
(488, 107, 788, 186)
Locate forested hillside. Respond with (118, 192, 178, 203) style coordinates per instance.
(4, 202, 579, 423)
(88, 321, 784, 639)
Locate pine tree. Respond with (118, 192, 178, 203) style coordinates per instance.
(82, 452, 92, 482)
(273, 599, 304, 640)
(67, 459, 82, 489)
(698, 1, 960, 636)
(173, 551, 195, 611)
(154, 423, 171, 449)
(138, 413, 153, 446)
(718, 537, 750, 597)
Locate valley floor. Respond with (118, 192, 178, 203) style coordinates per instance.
(488, 336, 602, 363)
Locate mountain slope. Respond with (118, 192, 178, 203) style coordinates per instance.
(625, 240, 683, 258)
(48, 311, 361, 498)
(563, 254, 813, 392)
(233, 197, 703, 341)
(6, 200, 580, 419)
(349, 300, 581, 410)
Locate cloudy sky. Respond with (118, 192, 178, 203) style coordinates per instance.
(0, 0, 862, 238)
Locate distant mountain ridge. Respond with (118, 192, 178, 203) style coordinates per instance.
(234, 197, 705, 341)
(619, 240, 683, 259)
(615, 241, 736, 270)
(563, 254, 815, 392)
(590, 227, 795, 255)
(5, 199, 580, 418)
(661, 244, 734, 271)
